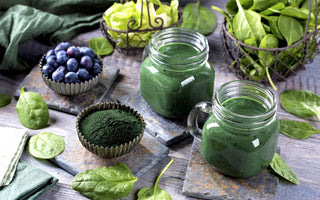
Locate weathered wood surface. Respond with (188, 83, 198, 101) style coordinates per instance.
(0, 0, 320, 199)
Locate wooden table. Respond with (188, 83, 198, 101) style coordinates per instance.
(1, 1, 320, 199)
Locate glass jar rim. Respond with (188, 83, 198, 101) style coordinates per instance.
(148, 27, 209, 71)
(214, 80, 277, 126)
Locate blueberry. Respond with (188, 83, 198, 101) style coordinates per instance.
(66, 46, 81, 58)
(77, 68, 90, 81)
(52, 69, 64, 82)
(56, 66, 67, 74)
(42, 64, 55, 77)
(66, 58, 79, 72)
(91, 63, 101, 75)
(79, 47, 95, 59)
(46, 55, 56, 65)
(45, 49, 55, 59)
(80, 56, 93, 69)
(56, 51, 68, 65)
(55, 42, 71, 54)
(64, 72, 78, 83)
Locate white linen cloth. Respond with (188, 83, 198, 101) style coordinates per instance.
(0, 127, 28, 187)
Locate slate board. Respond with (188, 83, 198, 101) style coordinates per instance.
(119, 91, 190, 146)
(51, 132, 169, 177)
(182, 139, 278, 200)
(14, 64, 119, 115)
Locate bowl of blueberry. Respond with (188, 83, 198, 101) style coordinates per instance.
(40, 42, 103, 96)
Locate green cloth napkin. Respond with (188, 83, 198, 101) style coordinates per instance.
(0, 0, 117, 71)
(0, 127, 28, 187)
(0, 161, 58, 200)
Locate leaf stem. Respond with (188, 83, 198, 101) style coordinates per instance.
(154, 158, 174, 193)
(266, 67, 278, 91)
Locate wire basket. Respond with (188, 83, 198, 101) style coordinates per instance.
(100, 0, 182, 55)
(221, 0, 320, 86)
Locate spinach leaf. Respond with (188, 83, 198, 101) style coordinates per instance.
(280, 89, 320, 121)
(261, 15, 284, 40)
(181, 1, 217, 35)
(280, 6, 314, 20)
(249, 0, 287, 12)
(233, 0, 266, 43)
(137, 158, 174, 200)
(28, 132, 65, 159)
(260, 3, 285, 15)
(0, 93, 11, 108)
(278, 15, 304, 46)
(72, 163, 137, 200)
(269, 153, 299, 184)
(89, 37, 114, 56)
(291, 0, 304, 8)
(16, 87, 49, 130)
(280, 119, 320, 139)
(225, 0, 253, 16)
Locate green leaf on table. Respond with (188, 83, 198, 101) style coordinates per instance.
(0, 93, 11, 108)
(72, 163, 137, 200)
(28, 132, 65, 159)
(181, 1, 217, 35)
(280, 89, 320, 121)
(269, 153, 299, 184)
(137, 158, 174, 200)
(280, 119, 320, 139)
(89, 37, 114, 56)
(278, 15, 304, 46)
(232, 0, 266, 43)
(16, 87, 49, 130)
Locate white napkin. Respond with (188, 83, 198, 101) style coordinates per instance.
(0, 127, 28, 187)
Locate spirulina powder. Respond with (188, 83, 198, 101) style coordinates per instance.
(79, 109, 143, 148)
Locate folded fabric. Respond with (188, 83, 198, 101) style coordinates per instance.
(0, 161, 58, 200)
(0, 127, 28, 187)
(0, 0, 117, 71)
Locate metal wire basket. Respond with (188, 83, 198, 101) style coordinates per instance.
(100, 0, 182, 55)
(221, 0, 320, 86)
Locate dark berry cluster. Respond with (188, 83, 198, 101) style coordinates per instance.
(41, 42, 102, 83)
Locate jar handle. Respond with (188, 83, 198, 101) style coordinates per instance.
(187, 102, 213, 141)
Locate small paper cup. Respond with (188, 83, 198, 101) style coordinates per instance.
(76, 102, 145, 158)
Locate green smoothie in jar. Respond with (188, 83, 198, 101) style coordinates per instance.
(140, 28, 215, 118)
(188, 80, 279, 178)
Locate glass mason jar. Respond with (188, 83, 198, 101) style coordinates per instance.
(140, 27, 215, 118)
(188, 80, 279, 178)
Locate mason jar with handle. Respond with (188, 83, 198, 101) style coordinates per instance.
(188, 80, 279, 178)
(140, 27, 215, 118)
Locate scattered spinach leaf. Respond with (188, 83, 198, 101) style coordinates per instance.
(181, 1, 217, 35)
(0, 93, 11, 108)
(233, 0, 266, 43)
(28, 132, 65, 159)
(278, 15, 304, 46)
(16, 87, 49, 130)
(89, 37, 114, 56)
(280, 119, 320, 139)
(280, 89, 320, 121)
(269, 153, 299, 184)
(137, 158, 174, 200)
(72, 163, 137, 200)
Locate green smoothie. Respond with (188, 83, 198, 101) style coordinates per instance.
(140, 43, 214, 118)
(201, 96, 279, 178)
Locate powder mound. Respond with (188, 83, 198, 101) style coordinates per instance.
(79, 109, 143, 148)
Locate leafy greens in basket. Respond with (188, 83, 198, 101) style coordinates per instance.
(103, 0, 179, 48)
(211, 0, 319, 91)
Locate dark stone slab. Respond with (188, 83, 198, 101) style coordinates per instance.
(118, 91, 190, 146)
(14, 63, 119, 115)
(182, 139, 278, 200)
(51, 132, 169, 177)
